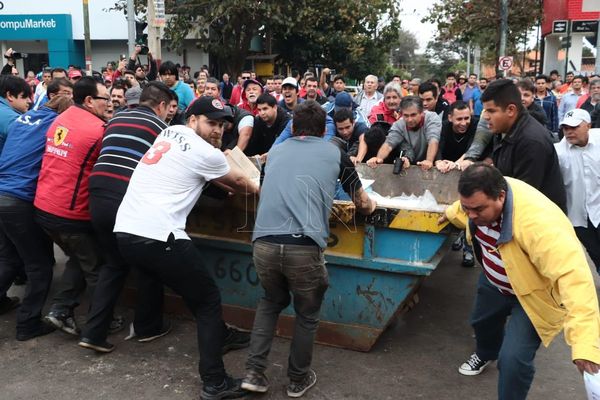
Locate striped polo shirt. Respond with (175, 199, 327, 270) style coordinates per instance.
(474, 219, 515, 295)
(89, 105, 167, 200)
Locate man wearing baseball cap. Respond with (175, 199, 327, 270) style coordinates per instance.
(278, 77, 304, 117)
(114, 96, 260, 400)
(555, 108, 600, 274)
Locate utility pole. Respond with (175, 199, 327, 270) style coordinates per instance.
(83, 0, 92, 74)
(127, 0, 136, 55)
(565, 21, 571, 78)
(474, 44, 481, 77)
(148, 0, 164, 65)
(499, 0, 509, 77)
(466, 43, 471, 76)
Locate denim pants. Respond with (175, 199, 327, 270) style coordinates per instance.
(82, 194, 164, 342)
(0, 195, 54, 334)
(471, 272, 541, 400)
(246, 239, 329, 382)
(117, 233, 227, 385)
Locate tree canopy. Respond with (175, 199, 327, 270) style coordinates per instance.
(113, 0, 401, 78)
(423, 0, 542, 69)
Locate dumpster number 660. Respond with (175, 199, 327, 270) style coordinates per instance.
(213, 257, 260, 286)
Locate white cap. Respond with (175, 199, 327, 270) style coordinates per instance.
(560, 108, 591, 127)
(281, 77, 298, 89)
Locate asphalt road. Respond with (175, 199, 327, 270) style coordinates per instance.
(0, 246, 593, 400)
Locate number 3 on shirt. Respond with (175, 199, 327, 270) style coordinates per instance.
(142, 141, 171, 165)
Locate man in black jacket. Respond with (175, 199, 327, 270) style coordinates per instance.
(245, 93, 290, 158)
(516, 79, 548, 129)
(481, 79, 566, 211)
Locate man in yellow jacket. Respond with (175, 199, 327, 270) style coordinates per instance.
(441, 163, 600, 400)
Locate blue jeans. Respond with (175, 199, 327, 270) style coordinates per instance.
(471, 272, 541, 400)
(246, 239, 329, 381)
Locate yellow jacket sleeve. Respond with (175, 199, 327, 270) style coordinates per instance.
(445, 200, 467, 230)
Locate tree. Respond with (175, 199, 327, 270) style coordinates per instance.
(389, 28, 419, 69)
(423, 0, 542, 69)
(111, 0, 400, 78)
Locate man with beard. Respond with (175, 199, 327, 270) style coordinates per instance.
(367, 96, 442, 171)
(302, 77, 327, 105)
(110, 84, 127, 113)
(114, 96, 259, 399)
(579, 79, 600, 114)
(238, 78, 263, 116)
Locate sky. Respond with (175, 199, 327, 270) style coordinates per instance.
(399, 0, 439, 53)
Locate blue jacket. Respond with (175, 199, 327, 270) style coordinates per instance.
(0, 96, 22, 156)
(271, 116, 336, 147)
(0, 106, 59, 201)
(534, 92, 559, 132)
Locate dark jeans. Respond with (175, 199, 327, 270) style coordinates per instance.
(82, 194, 163, 342)
(0, 195, 54, 334)
(117, 233, 227, 385)
(575, 219, 600, 273)
(471, 273, 541, 400)
(246, 240, 329, 382)
(42, 229, 103, 314)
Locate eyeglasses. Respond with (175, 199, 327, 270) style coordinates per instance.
(92, 96, 110, 102)
(242, 76, 251, 80)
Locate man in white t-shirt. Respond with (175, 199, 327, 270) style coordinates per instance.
(114, 96, 260, 400)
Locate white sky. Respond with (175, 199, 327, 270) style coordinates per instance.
(399, 0, 439, 53)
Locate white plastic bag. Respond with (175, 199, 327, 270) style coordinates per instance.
(584, 371, 600, 400)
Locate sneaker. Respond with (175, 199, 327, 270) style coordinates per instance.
(451, 234, 463, 251)
(16, 324, 55, 341)
(44, 311, 80, 336)
(458, 353, 491, 376)
(287, 370, 317, 398)
(200, 376, 246, 400)
(0, 296, 20, 315)
(125, 319, 172, 343)
(78, 337, 115, 353)
(241, 370, 269, 393)
(462, 251, 475, 267)
(108, 315, 125, 334)
(222, 325, 250, 354)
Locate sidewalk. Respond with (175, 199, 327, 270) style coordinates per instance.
(1, 248, 590, 400)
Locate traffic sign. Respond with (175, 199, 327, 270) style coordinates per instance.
(498, 56, 513, 71)
(553, 20, 569, 34)
(572, 20, 599, 34)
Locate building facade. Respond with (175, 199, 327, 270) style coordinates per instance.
(0, 0, 208, 75)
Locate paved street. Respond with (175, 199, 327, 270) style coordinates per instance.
(1, 246, 592, 400)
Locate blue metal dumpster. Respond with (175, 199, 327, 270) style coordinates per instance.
(186, 165, 460, 352)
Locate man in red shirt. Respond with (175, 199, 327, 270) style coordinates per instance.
(34, 77, 110, 336)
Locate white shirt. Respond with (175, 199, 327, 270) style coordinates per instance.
(554, 129, 600, 228)
(114, 124, 230, 241)
(357, 91, 382, 118)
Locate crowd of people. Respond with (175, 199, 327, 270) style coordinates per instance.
(0, 43, 600, 400)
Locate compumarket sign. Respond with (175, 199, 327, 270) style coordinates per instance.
(0, 14, 72, 40)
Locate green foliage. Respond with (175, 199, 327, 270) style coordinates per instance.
(423, 0, 542, 67)
(128, 0, 402, 78)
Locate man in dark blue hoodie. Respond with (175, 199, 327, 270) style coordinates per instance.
(0, 93, 73, 340)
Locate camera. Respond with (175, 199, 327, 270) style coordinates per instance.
(4, 52, 27, 60)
